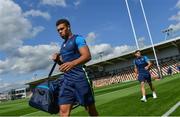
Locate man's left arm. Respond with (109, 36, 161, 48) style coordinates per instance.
(60, 36, 91, 72)
(72, 46, 91, 65)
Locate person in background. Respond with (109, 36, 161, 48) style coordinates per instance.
(167, 66, 172, 75)
(134, 50, 157, 102)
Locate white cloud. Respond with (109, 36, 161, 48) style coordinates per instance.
(86, 32, 97, 44)
(74, 0, 81, 7)
(24, 9, 51, 20)
(0, 60, 10, 74)
(176, 0, 180, 9)
(0, 82, 10, 90)
(0, 82, 26, 92)
(85, 32, 134, 61)
(90, 44, 113, 56)
(169, 11, 180, 21)
(113, 45, 133, 55)
(32, 26, 45, 37)
(168, 22, 180, 32)
(40, 0, 66, 7)
(89, 43, 134, 61)
(0, 43, 59, 75)
(167, 0, 180, 33)
(138, 37, 146, 48)
(0, 0, 44, 52)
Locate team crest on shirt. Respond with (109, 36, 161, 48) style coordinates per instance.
(69, 41, 73, 46)
(137, 57, 145, 64)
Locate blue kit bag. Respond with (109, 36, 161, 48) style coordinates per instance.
(29, 62, 80, 114)
(29, 62, 60, 114)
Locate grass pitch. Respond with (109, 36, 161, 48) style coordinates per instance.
(0, 73, 179, 116)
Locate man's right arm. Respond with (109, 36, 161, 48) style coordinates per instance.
(134, 66, 138, 79)
(133, 60, 138, 79)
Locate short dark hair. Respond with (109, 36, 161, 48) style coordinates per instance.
(56, 19, 70, 27)
(134, 50, 141, 54)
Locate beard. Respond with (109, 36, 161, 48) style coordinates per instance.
(61, 34, 69, 40)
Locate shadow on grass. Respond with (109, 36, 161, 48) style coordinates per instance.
(146, 93, 153, 99)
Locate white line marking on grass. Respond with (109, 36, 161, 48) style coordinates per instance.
(162, 101, 180, 117)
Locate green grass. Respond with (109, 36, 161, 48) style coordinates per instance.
(171, 106, 180, 116)
(0, 73, 179, 116)
(0, 98, 38, 116)
(72, 74, 180, 116)
(94, 80, 139, 96)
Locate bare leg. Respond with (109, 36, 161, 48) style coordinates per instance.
(59, 104, 72, 117)
(140, 81, 146, 97)
(148, 82, 155, 92)
(148, 82, 157, 98)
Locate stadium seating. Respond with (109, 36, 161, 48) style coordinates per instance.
(92, 55, 180, 87)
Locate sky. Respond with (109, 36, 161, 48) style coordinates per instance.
(0, 0, 180, 92)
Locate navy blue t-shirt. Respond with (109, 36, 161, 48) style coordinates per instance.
(59, 35, 88, 81)
(134, 56, 150, 75)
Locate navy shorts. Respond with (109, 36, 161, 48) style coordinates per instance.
(58, 78, 95, 106)
(138, 73, 151, 83)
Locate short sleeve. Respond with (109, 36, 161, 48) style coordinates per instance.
(144, 56, 150, 63)
(75, 36, 87, 49)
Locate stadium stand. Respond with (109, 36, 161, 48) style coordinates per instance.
(92, 55, 180, 87)
(26, 36, 180, 89)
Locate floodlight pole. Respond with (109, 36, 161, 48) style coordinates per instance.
(98, 52, 104, 60)
(162, 28, 173, 40)
(139, 0, 163, 79)
(125, 0, 140, 50)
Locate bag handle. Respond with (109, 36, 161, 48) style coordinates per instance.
(48, 62, 57, 78)
(47, 62, 57, 87)
(48, 53, 63, 78)
(47, 53, 62, 86)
